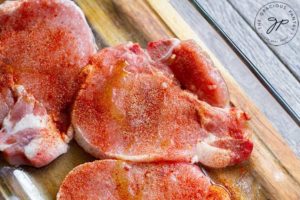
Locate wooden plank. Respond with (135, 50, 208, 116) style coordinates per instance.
(112, 0, 173, 41)
(145, 0, 300, 199)
(75, 0, 147, 46)
(227, 0, 300, 80)
(193, 0, 300, 121)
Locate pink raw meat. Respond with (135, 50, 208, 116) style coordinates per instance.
(0, 0, 97, 133)
(0, 0, 96, 167)
(147, 39, 229, 107)
(57, 160, 211, 200)
(0, 85, 68, 167)
(72, 42, 253, 168)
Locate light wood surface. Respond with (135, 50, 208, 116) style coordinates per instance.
(228, 0, 300, 80)
(195, 0, 300, 122)
(0, 0, 299, 200)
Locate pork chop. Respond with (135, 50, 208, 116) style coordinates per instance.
(147, 39, 229, 107)
(0, 0, 97, 133)
(72, 43, 253, 168)
(0, 85, 68, 167)
(57, 160, 211, 200)
(0, 0, 96, 167)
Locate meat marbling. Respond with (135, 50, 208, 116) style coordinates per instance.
(0, 85, 68, 167)
(72, 41, 253, 168)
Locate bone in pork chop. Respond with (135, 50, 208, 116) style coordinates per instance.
(0, 85, 68, 167)
(57, 160, 212, 200)
(0, 0, 97, 133)
(72, 42, 253, 168)
(0, 0, 96, 167)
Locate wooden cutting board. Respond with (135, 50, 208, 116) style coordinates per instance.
(0, 0, 299, 199)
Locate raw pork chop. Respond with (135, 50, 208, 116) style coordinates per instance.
(0, 85, 68, 167)
(72, 42, 253, 168)
(57, 160, 211, 200)
(147, 39, 229, 107)
(0, 0, 96, 167)
(0, 0, 97, 132)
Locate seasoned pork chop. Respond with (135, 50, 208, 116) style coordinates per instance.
(57, 160, 211, 200)
(0, 0, 97, 132)
(0, 0, 95, 167)
(72, 42, 252, 168)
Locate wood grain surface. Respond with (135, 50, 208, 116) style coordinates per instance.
(194, 0, 300, 120)
(0, 0, 299, 200)
(228, 0, 300, 80)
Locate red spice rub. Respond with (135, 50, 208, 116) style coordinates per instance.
(72, 42, 252, 168)
(57, 160, 211, 200)
(0, 0, 96, 132)
(147, 39, 229, 107)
